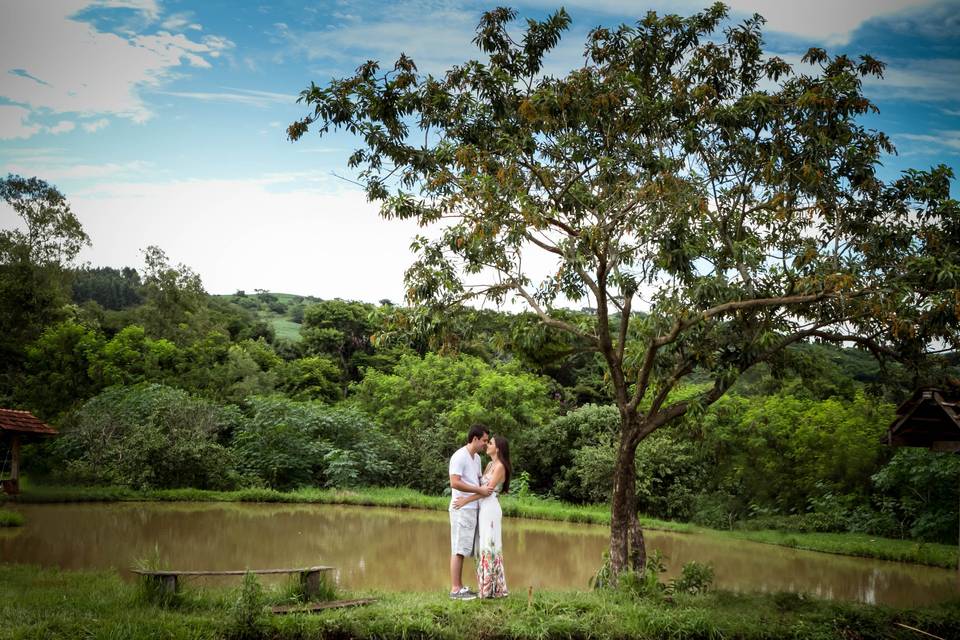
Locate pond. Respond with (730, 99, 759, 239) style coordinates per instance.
(1, 502, 955, 607)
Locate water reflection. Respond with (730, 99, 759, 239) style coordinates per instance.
(1, 502, 954, 607)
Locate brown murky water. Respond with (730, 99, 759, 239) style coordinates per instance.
(1, 502, 955, 606)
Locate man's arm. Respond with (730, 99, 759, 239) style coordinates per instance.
(450, 474, 492, 496)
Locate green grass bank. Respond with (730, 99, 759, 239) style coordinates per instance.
(2, 563, 959, 640)
(13, 484, 959, 569)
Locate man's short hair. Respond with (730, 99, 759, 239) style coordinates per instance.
(466, 424, 490, 444)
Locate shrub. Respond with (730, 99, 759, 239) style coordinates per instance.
(225, 572, 266, 640)
(234, 397, 396, 490)
(54, 383, 241, 490)
(670, 561, 715, 595)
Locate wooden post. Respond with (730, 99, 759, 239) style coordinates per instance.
(160, 574, 178, 595)
(8, 435, 19, 494)
(301, 570, 320, 599)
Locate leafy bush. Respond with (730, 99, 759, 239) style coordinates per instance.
(54, 383, 241, 490)
(534, 404, 619, 498)
(870, 448, 960, 543)
(690, 493, 742, 530)
(233, 397, 396, 490)
(669, 561, 715, 595)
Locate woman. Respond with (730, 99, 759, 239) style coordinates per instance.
(453, 435, 511, 598)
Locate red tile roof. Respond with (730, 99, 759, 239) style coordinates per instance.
(0, 409, 58, 436)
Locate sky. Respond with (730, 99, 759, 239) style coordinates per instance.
(1, 0, 958, 304)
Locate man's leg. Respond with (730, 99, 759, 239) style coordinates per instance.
(450, 553, 464, 592)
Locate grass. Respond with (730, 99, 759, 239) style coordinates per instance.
(268, 317, 302, 341)
(2, 563, 959, 640)
(0, 507, 24, 527)
(714, 527, 960, 569)
(215, 291, 304, 341)
(14, 484, 959, 568)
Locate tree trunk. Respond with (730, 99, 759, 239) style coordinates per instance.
(609, 423, 644, 579)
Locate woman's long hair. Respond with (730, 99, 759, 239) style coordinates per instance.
(494, 435, 512, 494)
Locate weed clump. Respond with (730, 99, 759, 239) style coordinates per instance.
(225, 572, 267, 640)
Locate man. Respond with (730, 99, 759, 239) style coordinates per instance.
(448, 423, 493, 600)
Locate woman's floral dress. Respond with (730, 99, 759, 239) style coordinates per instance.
(476, 473, 508, 598)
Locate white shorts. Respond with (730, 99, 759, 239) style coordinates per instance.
(450, 508, 478, 557)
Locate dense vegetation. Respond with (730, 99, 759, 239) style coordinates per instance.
(1, 171, 957, 548)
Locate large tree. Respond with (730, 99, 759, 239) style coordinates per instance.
(0, 175, 90, 401)
(289, 4, 959, 577)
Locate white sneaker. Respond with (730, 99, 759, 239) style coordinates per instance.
(449, 586, 478, 600)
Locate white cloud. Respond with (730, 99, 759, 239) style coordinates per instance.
(48, 120, 76, 135)
(161, 12, 202, 31)
(0, 104, 41, 139)
(3, 158, 152, 181)
(896, 131, 960, 153)
(0, 1, 234, 131)
(82, 118, 111, 132)
(276, 7, 480, 75)
(863, 58, 960, 102)
(160, 87, 296, 108)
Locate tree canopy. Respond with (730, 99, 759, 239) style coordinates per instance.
(290, 3, 959, 576)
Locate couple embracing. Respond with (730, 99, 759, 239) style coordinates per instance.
(448, 424, 512, 600)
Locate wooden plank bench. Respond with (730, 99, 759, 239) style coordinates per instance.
(130, 566, 335, 598)
(271, 597, 377, 615)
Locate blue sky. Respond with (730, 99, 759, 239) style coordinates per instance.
(1, 0, 958, 302)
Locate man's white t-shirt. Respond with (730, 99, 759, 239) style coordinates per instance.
(449, 445, 482, 511)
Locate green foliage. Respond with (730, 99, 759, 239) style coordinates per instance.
(351, 352, 558, 493)
(0, 175, 90, 401)
(24, 320, 105, 418)
(136, 245, 211, 343)
(592, 549, 667, 596)
(670, 561, 715, 595)
(97, 325, 180, 387)
(54, 383, 241, 490)
(871, 448, 960, 542)
(697, 391, 893, 515)
(275, 355, 342, 402)
(300, 298, 378, 383)
(233, 397, 396, 490)
(225, 572, 266, 640)
(71, 266, 143, 310)
(511, 470, 534, 499)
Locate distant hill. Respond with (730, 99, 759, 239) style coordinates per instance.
(213, 291, 320, 342)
